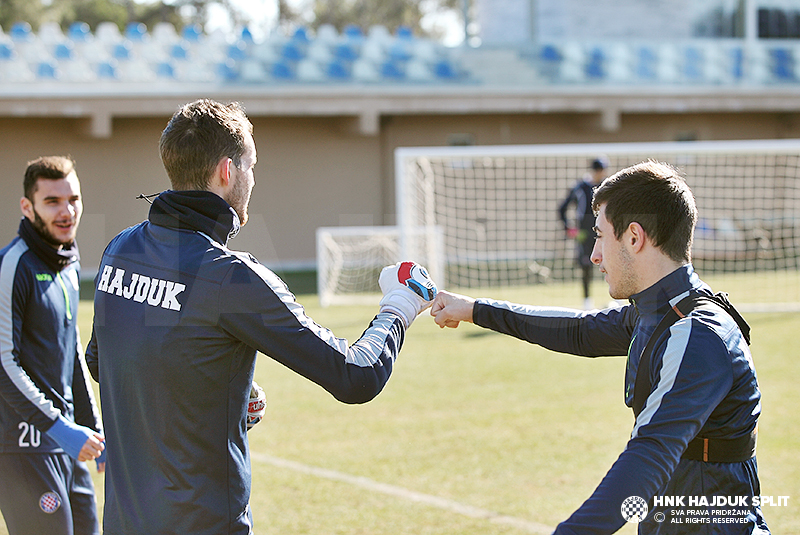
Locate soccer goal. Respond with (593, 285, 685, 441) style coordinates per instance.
(394, 139, 800, 312)
(316, 225, 443, 307)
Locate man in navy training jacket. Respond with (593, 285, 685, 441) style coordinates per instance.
(431, 160, 769, 535)
(86, 99, 436, 535)
(0, 156, 105, 535)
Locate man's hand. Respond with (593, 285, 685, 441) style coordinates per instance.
(247, 381, 267, 430)
(47, 415, 105, 462)
(430, 290, 476, 329)
(379, 262, 438, 328)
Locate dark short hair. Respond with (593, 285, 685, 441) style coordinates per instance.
(159, 99, 253, 191)
(24, 156, 76, 200)
(591, 155, 609, 171)
(592, 160, 697, 263)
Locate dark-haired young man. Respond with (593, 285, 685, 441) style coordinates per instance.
(86, 99, 435, 535)
(432, 161, 769, 534)
(0, 156, 105, 535)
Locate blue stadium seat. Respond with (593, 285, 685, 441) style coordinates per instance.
(281, 42, 305, 61)
(97, 61, 118, 79)
(36, 61, 58, 79)
(10, 22, 33, 42)
(125, 22, 148, 42)
(343, 24, 364, 41)
(171, 42, 189, 60)
(68, 22, 92, 42)
(395, 26, 413, 40)
(728, 46, 744, 80)
(156, 62, 175, 79)
(770, 47, 794, 81)
(228, 41, 248, 61)
(271, 61, 295, 80)
(380, 61, 405, 80)
(333, 43, 359, 61)
(293, 27, 310, 43)
(240, 27, 254, 43)
(0, 42, 14, 60)
(216, 60, 239, 82)
(635, 46, 658, 80)
(113, 42, 132, 60)
(585, 47, 606, 79)
(683, 46, 704, 81)
(433, 59, 459, 80)
(54, 42, 74, 60)
(182, 24, 202, 42)
(326, 60, 350, 80)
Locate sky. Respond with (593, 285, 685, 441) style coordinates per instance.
(202, 0, 466, 46)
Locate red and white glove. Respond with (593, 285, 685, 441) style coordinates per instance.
(379, 262, 438, 328)
(247, 381, 266, 430)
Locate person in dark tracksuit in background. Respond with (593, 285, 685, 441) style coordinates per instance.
(0, 156, 105, 535)
(86, 99, 436, 535)
(432, 160, 769, 535)
(559, 156, 609, 310)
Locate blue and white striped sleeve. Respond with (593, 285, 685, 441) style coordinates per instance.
(218, 258, 404, 405)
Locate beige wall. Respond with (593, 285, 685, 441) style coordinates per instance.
(2, 109, 799, 278)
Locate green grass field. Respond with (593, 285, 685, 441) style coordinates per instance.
(2, 277, 799, 534)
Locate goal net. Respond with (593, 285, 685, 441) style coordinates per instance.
(395, 139, 800, 312)
(316, 226, 442, 307)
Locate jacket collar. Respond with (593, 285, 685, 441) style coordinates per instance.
(148, 190, 240, 245)
(18, 217, 79, 272)
(628, 264, 706, 318)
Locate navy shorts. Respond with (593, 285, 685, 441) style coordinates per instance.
(0, 452, 99, 535)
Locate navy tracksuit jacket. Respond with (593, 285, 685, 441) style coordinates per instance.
(87, 190, 405, 535)
(473, 265, 770, 534)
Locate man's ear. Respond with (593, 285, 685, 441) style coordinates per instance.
(20, 196, 33, 221)
(627, 221, 647, 253)
(208, 157, 233, 194)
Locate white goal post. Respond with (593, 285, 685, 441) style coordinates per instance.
(316, 225, 443, 307)
(394, 139, 800, 312)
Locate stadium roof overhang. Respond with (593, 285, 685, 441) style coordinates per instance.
(2, 84, 799, 138)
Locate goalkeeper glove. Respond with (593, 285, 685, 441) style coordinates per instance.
(379, 261, 438, 328)
(47, 415, 99, 460)
(247, 381, 266, 430)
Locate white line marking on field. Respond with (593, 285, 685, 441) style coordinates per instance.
(251, 452, 552, 534)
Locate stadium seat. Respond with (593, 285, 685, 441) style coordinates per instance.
(316, 24, 338, 44)
(271, 61, 295, 80)
(61, 58, 95, 82)
(634, 46, 658, 80)
(125, 22, 148, 42)
(585, 47, 606, 80)
(39, 22, 65, 44)
(406, 59, 433, 81)
(326, 60, 351, 80)
(155, 61, 176, 79)
(54, 42, 75, 60)
(380, 60, 405, 80)
(281, 42, 305, 61)
(36, 60, 59, 79)
(656, 43, 680, 83)
(182, 24, 203, 42)
(770, 47, 794, 81)
(333, 43, 359, 61)
(113, 42, 133, 60)
(228, 41, 249, 61)
(307, 41, 333, 63)
(153, 22, 178, 44)
(344, 24, 364, 42)
(352, 58, 381, 82)
(293, 27, 311, 43)
(10, 22, 33, 42)
(96, 22, 123, 45)
(97, 61, 118, 80)
(170, 42, 190, 60)
(683, 46, 705, 82)
(0, 42, 14, 60)
(239, 59, 268, 82)
(240, 26, 254, 43)
(68, 22, 92, 43)
(0, 57, 34, 82)
(297, 59, 325, 81)
(433, 59, 459, 80)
